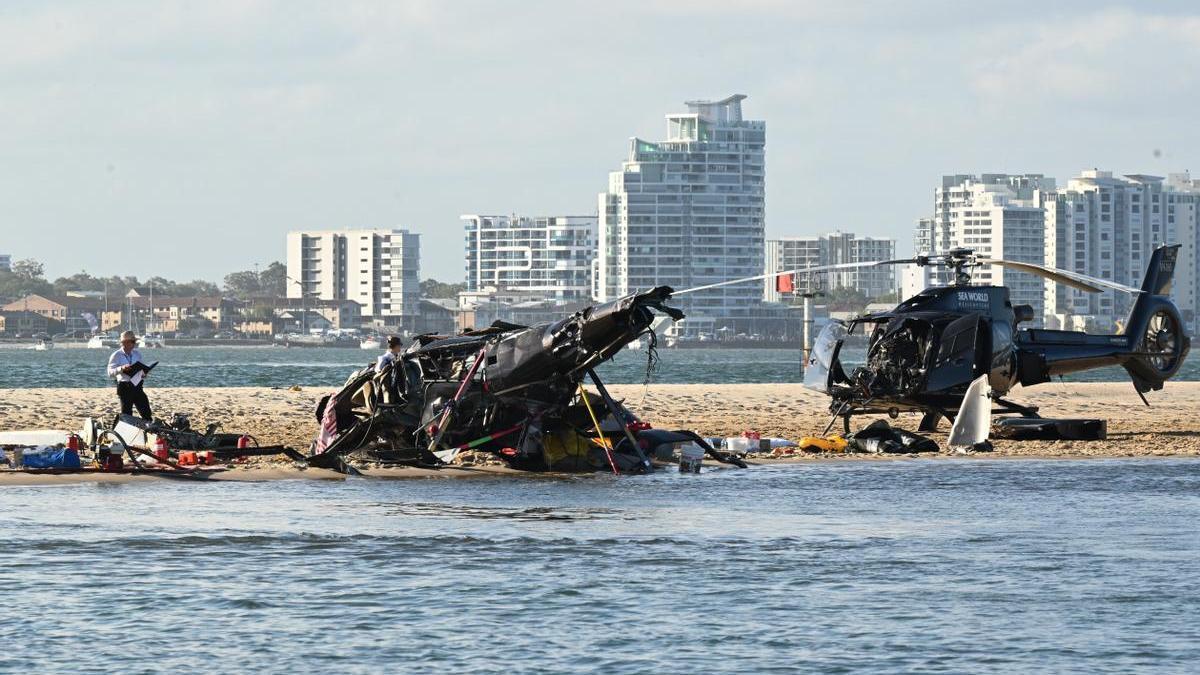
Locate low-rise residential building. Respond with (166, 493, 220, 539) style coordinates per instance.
(275, 310, 335, 334)
(454, 288, 589, 334)
(271, 299, 363, 331)
(0, 294, 123, 333)
(126, 296, 243, 333)
(0, 310, 60, 336)
(412, 299, 457, 336)
(456, 298, 591, 334)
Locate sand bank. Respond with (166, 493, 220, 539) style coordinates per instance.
(0, 382, 1197, 484)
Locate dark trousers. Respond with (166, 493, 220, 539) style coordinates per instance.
(117, 381, 153, 420)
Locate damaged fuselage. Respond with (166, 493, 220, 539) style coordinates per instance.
(308, 286, 744, 474)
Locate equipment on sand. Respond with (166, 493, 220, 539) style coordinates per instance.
(108, 414, 305, 463)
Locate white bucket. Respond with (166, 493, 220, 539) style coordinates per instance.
(679, 443, 703, 473)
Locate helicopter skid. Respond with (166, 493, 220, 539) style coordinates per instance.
(828, 396, 1043, 435)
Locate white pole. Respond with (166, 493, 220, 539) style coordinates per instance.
(803, 293, 813, 368)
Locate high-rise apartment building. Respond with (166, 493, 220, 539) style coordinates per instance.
(597, 95, 765, 324)
(285, 228, 420, 327)
(915, 174, 1057, 322)
(461, 214, 596, 302)
(764, 232, 897, 303)
(911, 170, 1200, 332)
(1044, 170, 1199, 330)
(0, 253, 10, 272)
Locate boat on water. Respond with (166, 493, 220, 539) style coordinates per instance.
(283, 333, 335, 348)
(140, 334, 166, 349)
(86, 335, 106, 349)
(360, 337, 383, 350)
(31, 339, 53, 351)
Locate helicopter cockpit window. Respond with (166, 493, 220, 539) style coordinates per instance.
(804, 321, 847, 392)
(937, 317, 978, 364)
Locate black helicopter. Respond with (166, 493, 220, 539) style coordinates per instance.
(800, 244, 1190, 434)
(307, 286, 747, 474)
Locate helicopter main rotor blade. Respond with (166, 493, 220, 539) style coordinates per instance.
(672, 260, 906, 296)
(976, 258, 1143, 295)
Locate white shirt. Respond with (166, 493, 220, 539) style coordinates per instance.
(108, 347, 147, 386)
(375, 351, 399, 372)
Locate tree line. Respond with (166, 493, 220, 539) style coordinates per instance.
(0, 258, 466, 303)
(0, 260, 286, 302)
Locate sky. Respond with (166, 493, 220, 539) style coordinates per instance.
(2, 0, 1200, 283)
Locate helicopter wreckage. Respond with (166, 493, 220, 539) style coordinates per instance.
(307, 286, 746, 474)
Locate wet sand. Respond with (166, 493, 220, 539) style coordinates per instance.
(1, 382, 1197, 485)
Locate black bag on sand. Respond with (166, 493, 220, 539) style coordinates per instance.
(848, 420, 939, 454)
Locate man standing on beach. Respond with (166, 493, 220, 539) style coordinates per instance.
(107, 330, 153, 420)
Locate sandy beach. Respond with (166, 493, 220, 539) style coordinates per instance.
(1, 381, 1197, 464)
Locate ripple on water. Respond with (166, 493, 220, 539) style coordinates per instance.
(1, 459, 1199, 673)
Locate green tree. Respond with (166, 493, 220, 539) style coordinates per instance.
(243, 301, 276, 322)
(825, 286, 869, 312)
(420, 279, 466, 299)
(259, 261, 287, 298)
(52, 271, 101, 294)
(175, 280, 221, 296)
(11, 259, 44, 281)
(0, 259, 53, 299)
(223, 270, 262, 298)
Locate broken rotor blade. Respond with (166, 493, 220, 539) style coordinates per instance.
(976, 258, 1142, 295)
(948, 374, 992, 450)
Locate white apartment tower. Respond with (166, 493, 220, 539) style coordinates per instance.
(461, 215, 596, 303)
(916, 174, 1057, 323)
(1044, 170, 1200, 330)
(597, 95, 765, 321)
(764, 232, 897, 303)
(286, 229, 420, 327)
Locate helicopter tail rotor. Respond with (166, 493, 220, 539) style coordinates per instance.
(1122, 245, 1190, 391)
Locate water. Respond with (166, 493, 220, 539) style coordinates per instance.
(2, 459, 1198, 673)
(2, 345, 1193, 389)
